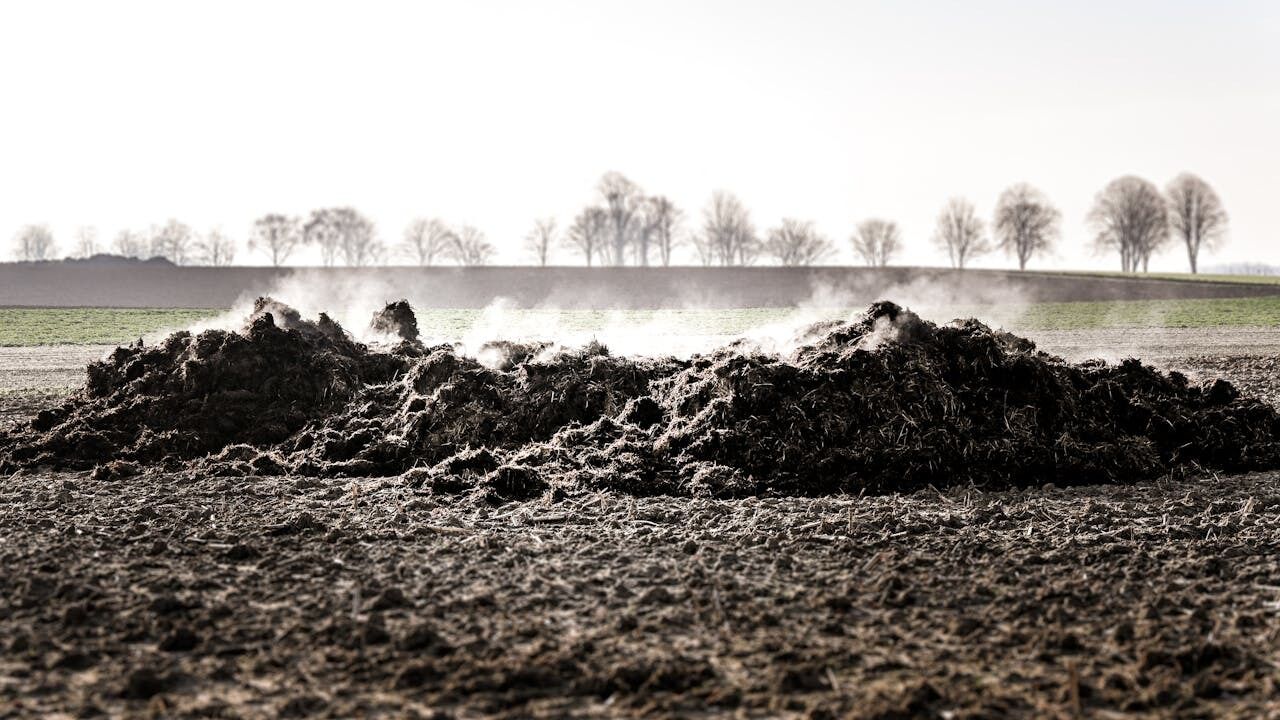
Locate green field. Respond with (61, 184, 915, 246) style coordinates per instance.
(2, 296, 1279, 347)
(0, 308, 220, 346)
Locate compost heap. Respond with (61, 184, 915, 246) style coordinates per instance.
(3, 298, 1279, 499)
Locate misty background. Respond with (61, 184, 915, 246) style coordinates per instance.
(1, 0, 1276, 270)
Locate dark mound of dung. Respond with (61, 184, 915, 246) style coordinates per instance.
(3, 299, 1279, 498)
(0, 298, 411, 472)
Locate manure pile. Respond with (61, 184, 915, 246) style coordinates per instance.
(3, 298, 1279, 498)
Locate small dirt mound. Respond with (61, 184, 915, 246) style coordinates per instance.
(3, 300, 1279, 496)
(370, 300, 420, 342)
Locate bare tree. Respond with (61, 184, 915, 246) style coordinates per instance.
(304, 207, 381, 266)
(12, 225, 57, 261)
(195, 227, 238, 267)
(642, 196, 683, 267)
(1088, 176, 1169, 273)
(932, 198, 989, 269)
(448, 225, 494, 266)
(702, 191, 759, 266)
(564, 207, 609, 267)
(334, 208, 381, 266)
(400, 217, 452, 266)
(850, 219, 901, 267)
(764, 219, 832, 266)
(112, 229, 147, 258)
(1166, 173, 1228, 274)
(71, 226, 99, 258)
(993, 183, 1060, 270)
(303, 208, 343, 266)
(149, 219, 194, 265)
(598, 172, 642, 266)
(689, 230, 715, 267)
(248, 214, 302, 267)
(523, 218, 556, 267)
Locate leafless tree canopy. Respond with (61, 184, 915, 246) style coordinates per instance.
(194, 227, 237, 267)
(598, 172, 643, 266)
(248, 215, 302, 267)
(764, 218, 832, 266)
(1166, 173, 1228, 274)
(701, 191, 759, 266)
(149, 219, 194, 265)
(524, 218, 556, 267)
(1088, 176, 1169, 273)
(304, 208, 381, 267)
(562, 175, 684, 266)
(335, 208, 381, 267)
(13, 224, 56, 262)
(449, 225, 494, 266)
(112, 229, 147, 259)
(400, 218, 452, 267)
(993, 183, 1059, 270)
(641, 196, 683, 267)
(564, 207, 608, 267)
(850, 219, 901, 267)
(71, 226, 99, 259)
(932, 198, 988, 269)
(303, 209, 342, 266)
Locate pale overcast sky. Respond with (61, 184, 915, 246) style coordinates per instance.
(1, 0, 1276, 269)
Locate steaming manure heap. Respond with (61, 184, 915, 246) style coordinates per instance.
(3, 297, 1278, 497)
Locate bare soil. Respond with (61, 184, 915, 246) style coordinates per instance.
(1028, 326, 1280, 363)
(2, 327, 1279, 718)
(0, 346, 110, 394)
(2, 467, 1279, 718)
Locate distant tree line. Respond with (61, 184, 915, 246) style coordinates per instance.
(7, 172, 1229, 272)
(244, 209, 496, 268)
(10, 220, 238, 266)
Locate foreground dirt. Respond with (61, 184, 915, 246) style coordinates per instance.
(2, 467, 1279, 719)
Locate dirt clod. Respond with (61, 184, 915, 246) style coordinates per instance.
(159, 627, 200, 652)
(120, 668, 169, 699)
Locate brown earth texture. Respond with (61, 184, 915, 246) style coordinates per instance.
(2, 301, 1280, 718)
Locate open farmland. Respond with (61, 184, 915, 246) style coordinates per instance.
(2, 272, 1280, 718)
